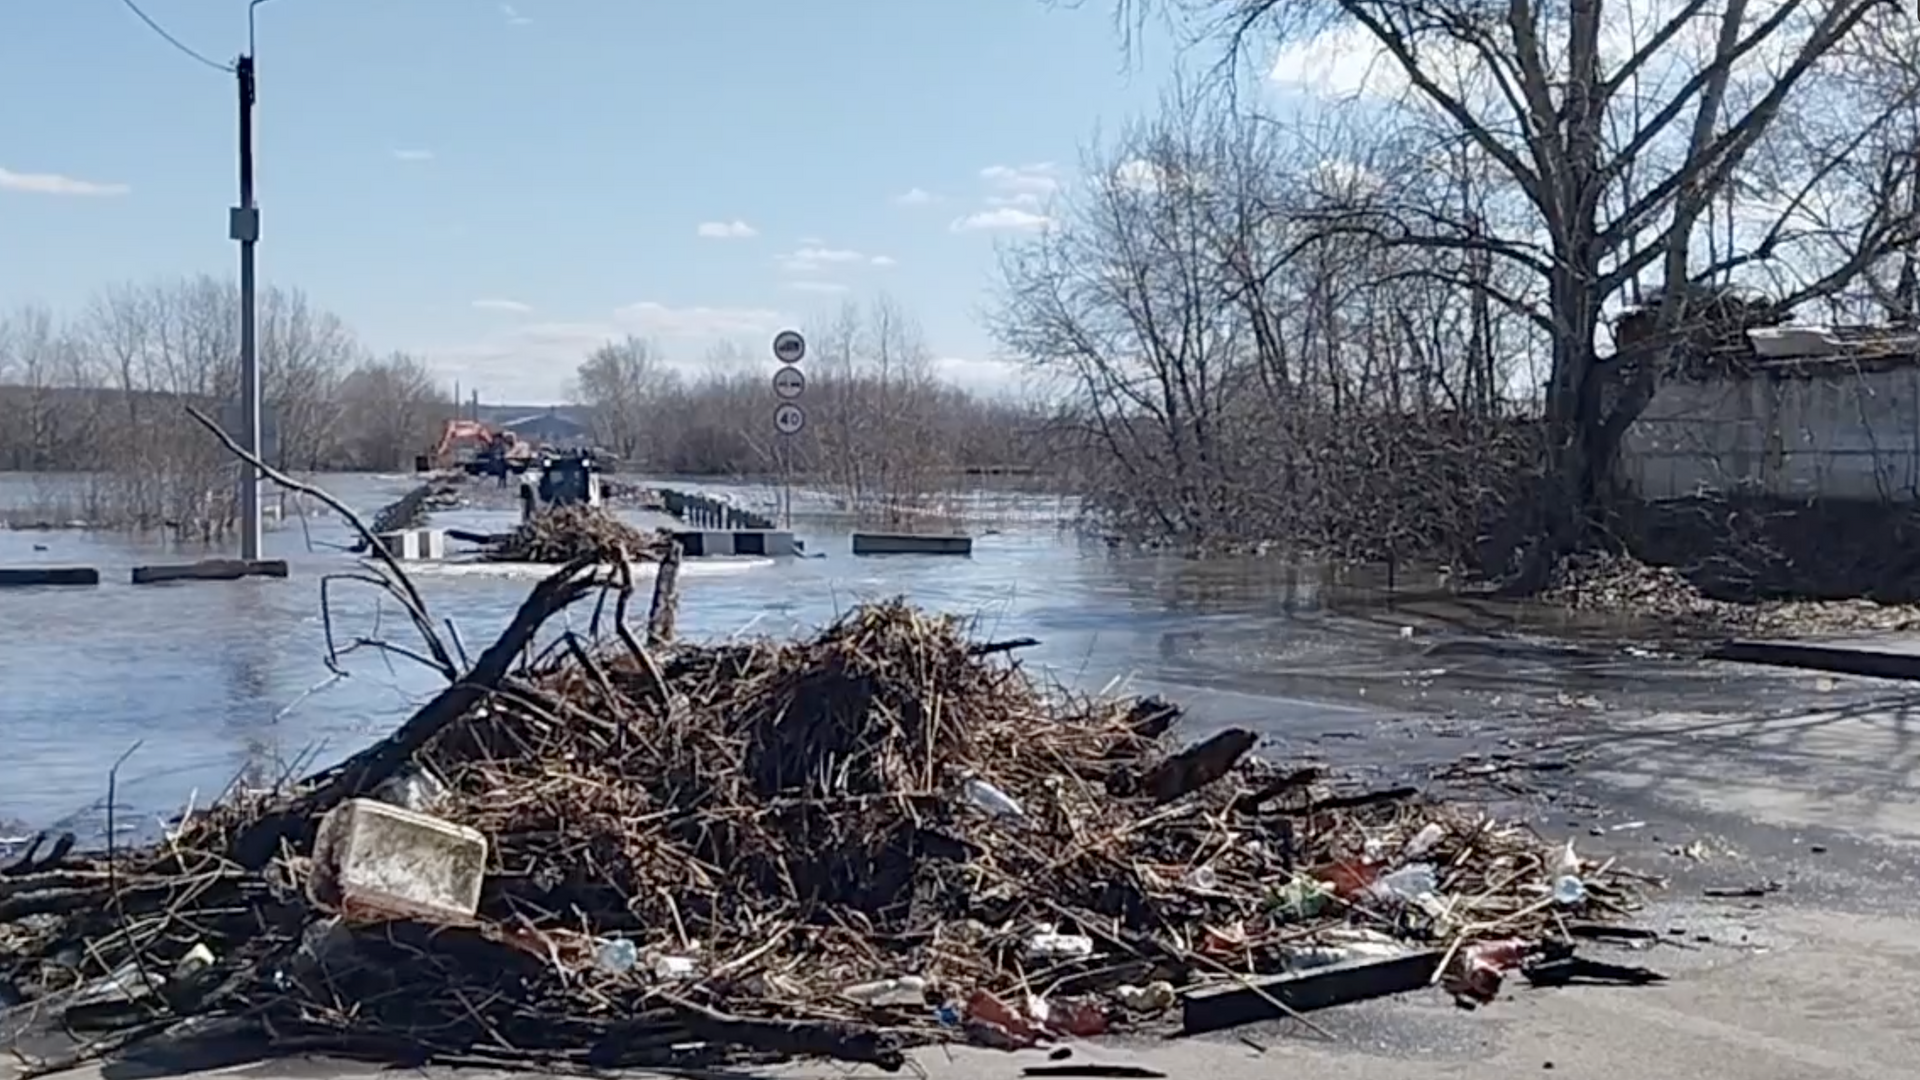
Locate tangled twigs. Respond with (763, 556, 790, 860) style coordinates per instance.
(2, 593, 1652, 1073)
(185, 405, 456, 680)
(489, 504, 673, 565)
(232, 556, 609, 868)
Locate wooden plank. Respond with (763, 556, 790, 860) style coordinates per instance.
(0, 567, 100, 587)
(1180, 950, 1444, 1034)
(130, 559, 290, 586)
(851, 533, 972, 556)
(1707, 639, 1920, 681)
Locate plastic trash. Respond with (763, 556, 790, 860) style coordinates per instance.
(1270, 876, 1332, 918)
(1402, 822, 1447, 860)
(370, 766, 450, 814)
(652, 954, 699, 980)
(308, 798, 487, 924)
(593, 938, 637, 973)
(1026, 931, 1095, 961)
(1114, 981, 1176, 1013)
(1044, 998, 1109, 1037)
(1182, 865, 1221, 891)
(841, 975, 929, 1007)
(962, 777, 1025, 818)
(1552, 875, 1588, 906)
(1449, 938, 1533, 1003)
(1367, 862, 1438, 903)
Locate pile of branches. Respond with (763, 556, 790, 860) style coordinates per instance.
(0, 595, 1648, 1073)
(488, 504, 673, 564)
(0, 416, 1651, 1074)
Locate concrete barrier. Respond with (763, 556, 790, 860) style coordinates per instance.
(673, 530, 798, 557)
(851, 533, 973, 556)
(0, 567, 100, 587)
(374, 528, 447, 561)
(130, 559, 290, 585)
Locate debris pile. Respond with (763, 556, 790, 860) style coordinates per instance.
(1543, 550, 1920, 636)
(487, 504, 674, 563)
(0, 574, 1654, 1074)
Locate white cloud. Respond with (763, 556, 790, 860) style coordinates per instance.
(613, 301, 783, 338)
(420, 305, 788, 402)
(697, 219, 758, 239)
(981, 163, 1060, 196)
(784, 280, 849, 294)
(1267, 24, 1404, 100)
(471, 298, 532, 313)
(499, 3, 532, 25)
(779, 246, 866, 272)
(933, 355, 1025, 395)
(951, 207, 1052, 233)
(391, 148, 434, 162)
(893, 187, 938, 206)
(869, 255, 897, 267)
(1113, 158, 1163, 194)
(0, 167, 129, 197)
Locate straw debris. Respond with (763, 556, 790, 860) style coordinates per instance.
(0, 571, 1652, 1074)
(487, 504, 673, 563)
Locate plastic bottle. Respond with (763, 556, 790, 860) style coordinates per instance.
(841, 975, 929, 1007)
(593, 938, 637, 973)
(963, 778, 1025, 818)
(1552, 875, 1587, 905)
(1368, 862, 1438, 903)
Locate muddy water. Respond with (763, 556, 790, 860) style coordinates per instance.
(0, 472, 1822, 840)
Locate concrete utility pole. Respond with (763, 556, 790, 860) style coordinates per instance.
(232, 52, 262, 561)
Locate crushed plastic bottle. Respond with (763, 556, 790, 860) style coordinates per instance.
(1026, 931, 1095, 960)
(592, 938, 637, 973)
(962, 777, 1025, 818)
(1552, 875, 1588, 906)
(652, 954, 699, 980)
(1367, 862, 1438, 903)
(841, 975, 929, 1007)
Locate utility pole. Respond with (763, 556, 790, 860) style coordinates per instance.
(231, 53, 262, 561)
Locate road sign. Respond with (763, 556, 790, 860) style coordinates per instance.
(773, 402, 806, 436)
(772, 366, 806, 400)
(772, 329, 806, 364)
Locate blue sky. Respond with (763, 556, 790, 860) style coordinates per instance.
(0, 0, 1188, 403)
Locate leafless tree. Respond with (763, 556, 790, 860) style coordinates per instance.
(1100, 0, 1920, 584)
(335, 353, 451, 473)
(572, 336, 682, 465)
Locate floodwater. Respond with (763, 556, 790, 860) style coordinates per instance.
(0, 471, 1818, 840)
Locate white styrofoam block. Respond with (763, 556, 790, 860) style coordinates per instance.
(309, 797, 487, 924)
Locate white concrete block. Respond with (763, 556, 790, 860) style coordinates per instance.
(375, 528, 447, 561)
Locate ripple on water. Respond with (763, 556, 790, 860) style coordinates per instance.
(0, 472, 1830, 836)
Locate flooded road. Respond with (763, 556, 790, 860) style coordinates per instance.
(0, 471, 1832, 840)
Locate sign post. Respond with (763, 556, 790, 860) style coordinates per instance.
(770, 329, 806, 528)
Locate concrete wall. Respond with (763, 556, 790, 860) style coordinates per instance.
(1621, 366, 1920, 502)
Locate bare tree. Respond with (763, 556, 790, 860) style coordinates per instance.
(1109, 0, 1920, 584)
(335, 353, 449, 472)
(572, 336, 680, 464)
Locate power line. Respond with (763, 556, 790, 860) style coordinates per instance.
(114, 0, 234, 72)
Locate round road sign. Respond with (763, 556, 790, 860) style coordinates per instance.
(773, 402, 806, 436)
(772, 366, 806, 400)
(772, 329, 807, 364)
